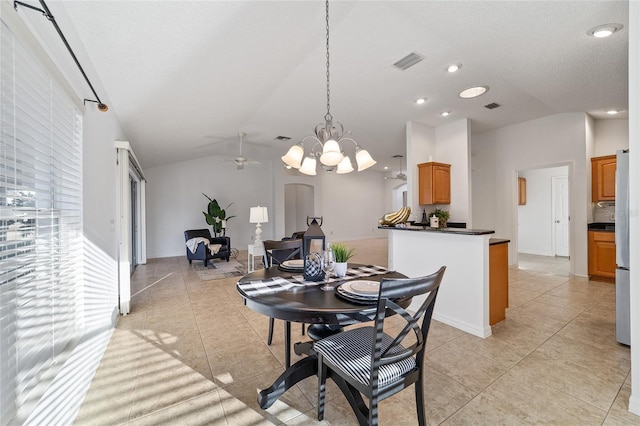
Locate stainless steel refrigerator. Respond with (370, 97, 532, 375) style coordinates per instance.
(616, 149, 630, 345)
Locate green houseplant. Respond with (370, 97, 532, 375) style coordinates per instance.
(332, 243, 355, 263)
(202, 194, 236, 237)
(431, 208, 450, 228)
(332, 243, 355, 277)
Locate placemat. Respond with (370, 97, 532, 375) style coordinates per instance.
(237, 264, 389, 297)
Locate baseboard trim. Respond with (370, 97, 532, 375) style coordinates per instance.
(433, 312, 492, 338)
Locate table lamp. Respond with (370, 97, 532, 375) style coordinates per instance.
(249, 206, 268, 244)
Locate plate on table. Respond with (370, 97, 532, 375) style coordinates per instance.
(335, 284, 378, 305)
(281, 259, 304, 269)
(343, 280, 380, 296)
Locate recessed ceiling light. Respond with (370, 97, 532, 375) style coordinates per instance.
(459, 86, 488, 99)
(415, 98, 426, 105)
(384, 166, 389, 170)
(587, 23, 624, 38)
(607, 109, 619, 115)
(446, 64, 462, 73)
(441, 111, 450, 117)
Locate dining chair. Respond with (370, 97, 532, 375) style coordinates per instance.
(262, 239, 306, 361)
(314, 266, 446, 426)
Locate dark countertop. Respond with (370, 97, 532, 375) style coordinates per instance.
(378, 225, 495, 236)
(489, 238, 510, 245)
(588, 222, 615, 231)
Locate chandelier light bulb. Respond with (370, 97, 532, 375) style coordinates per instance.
(281, 143, 304, 169)
(355, 147, 376, 171)
(336, 155, 354, 174)
(320, 139, 344, 166)
(299, 155, 317, 176)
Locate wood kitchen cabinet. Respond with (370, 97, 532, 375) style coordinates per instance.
(518, 177, 526, 205)
(418, 162, 450, 205)
(588, 230, 616, 281)
(591, 155, 617, 201)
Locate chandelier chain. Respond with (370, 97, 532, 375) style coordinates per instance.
(324, 0, 332, 122)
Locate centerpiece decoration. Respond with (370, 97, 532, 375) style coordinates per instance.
(332, 242, 355, 277)
(379, 206, 411, 226)
(202, 194, 235, 237)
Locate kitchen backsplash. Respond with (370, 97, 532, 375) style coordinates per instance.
(593, 203, 616, 223)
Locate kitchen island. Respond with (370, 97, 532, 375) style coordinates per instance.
(381, 225, 495, 338)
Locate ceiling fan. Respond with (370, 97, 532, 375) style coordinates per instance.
(385, 155, 407, 181)
(223, 132, 261, 170)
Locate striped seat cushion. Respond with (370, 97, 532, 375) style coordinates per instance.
(314, 327, 416, 387)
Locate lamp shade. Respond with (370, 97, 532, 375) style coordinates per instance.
(299, 155, 317, 176)
(336, 155, 354, 174)
(355, 147, 377, 171)
(249, 206, 268, 223)
(281, 144, 304, 169)
(319, 139, 343, 166)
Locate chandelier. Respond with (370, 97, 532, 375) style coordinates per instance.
(281, 0, 376, 176)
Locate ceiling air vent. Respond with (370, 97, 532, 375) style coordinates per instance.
(392, 52, 424, 70)
(484, 102, 501, 109)
(275, 136, 291, 141)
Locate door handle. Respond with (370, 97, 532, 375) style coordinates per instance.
(555, 220, 560, 223)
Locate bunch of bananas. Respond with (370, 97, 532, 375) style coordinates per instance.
(379, 206, 411, 226)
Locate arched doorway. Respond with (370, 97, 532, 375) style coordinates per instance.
(284, 183, 314, 236)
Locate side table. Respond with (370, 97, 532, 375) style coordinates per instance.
(248, 243, 265, 273)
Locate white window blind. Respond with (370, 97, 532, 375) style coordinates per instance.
(1, 18, 83, 424)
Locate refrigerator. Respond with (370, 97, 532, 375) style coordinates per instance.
(615, 149, 630, 345)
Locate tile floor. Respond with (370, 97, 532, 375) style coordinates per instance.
(75, 239, 638, 425)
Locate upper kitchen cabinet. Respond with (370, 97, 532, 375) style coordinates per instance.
(518, 177, 526, 205)
(591, 155, 617, 201)
(418, 162, 450, 205)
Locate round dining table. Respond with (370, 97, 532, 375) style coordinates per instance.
(236, 264, 408, 409)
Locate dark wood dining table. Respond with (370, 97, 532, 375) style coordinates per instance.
(236, 264, 408, 409)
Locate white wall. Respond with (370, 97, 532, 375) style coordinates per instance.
(594, 119, 630, 156)
(406, 121, 435, 215)
(435, 119, 471, 225)
(517, 166, 568, 256)
(319, 169, 387, 242)
(144, 156, 275, 257)
(471, 113, 590, 276)
(144, 156, 389, 257)
(406, 119, 471, 225)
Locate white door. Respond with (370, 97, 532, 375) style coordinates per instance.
(552, 176, 569, 257)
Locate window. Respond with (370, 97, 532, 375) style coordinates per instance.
(0, 18, 83, 423)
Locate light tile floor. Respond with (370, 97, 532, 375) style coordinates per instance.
(75, 240, 638, 425)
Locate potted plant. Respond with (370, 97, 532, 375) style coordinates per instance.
(332, 242, 355, 277)
(431, 208, 450, 228)
(202, 194, 236, 237)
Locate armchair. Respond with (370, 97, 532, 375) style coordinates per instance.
(184, 229, 231, 267)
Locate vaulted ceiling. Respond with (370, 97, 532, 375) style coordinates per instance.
(33, 1, 629, 170)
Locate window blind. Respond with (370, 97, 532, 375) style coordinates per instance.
(0, 18, 83, 424)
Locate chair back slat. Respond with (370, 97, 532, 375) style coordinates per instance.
(370, 266, 445, 385)
(263, 239, 303, 267)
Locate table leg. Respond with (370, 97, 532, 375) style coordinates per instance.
(258, 325, 342, 409)
(285, 321, 291, 368)
(258, 356, 318, 409)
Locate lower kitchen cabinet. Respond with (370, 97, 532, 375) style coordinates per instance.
(489, 239, 509, 325)
(588, 230, 616, 281)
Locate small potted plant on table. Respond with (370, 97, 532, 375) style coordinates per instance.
(332, 243, 355, 277)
